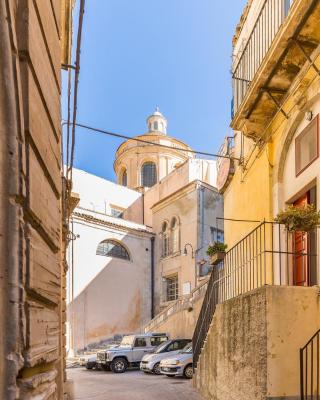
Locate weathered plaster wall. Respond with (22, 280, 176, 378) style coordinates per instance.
(194, 286, 320, 400)
(0, 1, 66, 398)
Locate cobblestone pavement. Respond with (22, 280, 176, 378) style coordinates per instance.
(68, 367, 203, 400)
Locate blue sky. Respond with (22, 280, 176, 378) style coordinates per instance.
(62, 0, 247, 181)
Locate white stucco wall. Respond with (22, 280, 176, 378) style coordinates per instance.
(71, 168, 142, 216)
(68, 215, 153, 352)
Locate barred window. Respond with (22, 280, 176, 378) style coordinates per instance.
(96, 240, 130, 260)
(141, 162, 157, 187)
(171, 217, 180, 253)
(162, 222, 170, 258)
(166, 275, 178, 301)
(121, 170, 127, 187)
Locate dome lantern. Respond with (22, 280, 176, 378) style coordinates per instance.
(146, 106, 167, 135)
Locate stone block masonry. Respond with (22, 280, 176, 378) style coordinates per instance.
(0, 0, 68, 398)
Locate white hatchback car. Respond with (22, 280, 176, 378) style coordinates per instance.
(160, 344, 193, 379)
(140, 339, 191, 374)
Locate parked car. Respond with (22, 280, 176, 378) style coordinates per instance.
(79, 354, 97, 370)
(140, 339, 191, 374)
(97, 333, 169, 373)
(159, 343, 193, 379)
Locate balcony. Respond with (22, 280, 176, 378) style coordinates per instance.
(193, 221, 318, 368)
(231, 0, 320, 140)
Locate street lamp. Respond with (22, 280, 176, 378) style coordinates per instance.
(183, 243, 194, 258)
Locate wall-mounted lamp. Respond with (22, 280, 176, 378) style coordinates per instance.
(183, 243, 194, 259)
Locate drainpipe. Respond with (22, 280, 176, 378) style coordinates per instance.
(150, 236, 155, 319)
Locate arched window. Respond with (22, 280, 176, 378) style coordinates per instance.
(171, 217, 180, 253)
(96, 240, 130, 260)
(121, 170, 127, 187)
(153, 121, 159, 131)
(141, 162, 157, 187)
(162, 222, 169, 258)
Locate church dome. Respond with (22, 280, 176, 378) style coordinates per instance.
(114, 108, 193, 190)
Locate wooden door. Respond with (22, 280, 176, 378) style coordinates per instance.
(293, 193, 310, 286)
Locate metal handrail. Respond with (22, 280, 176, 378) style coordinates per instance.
(300, 329, 320, 399)
(232, 0, 294, 115)
(193, 221, 318, 368)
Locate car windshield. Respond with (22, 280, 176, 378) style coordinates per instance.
(119, 335, 135, 347)
(182, 344, 192, 354)
(154, 341, 169, 354)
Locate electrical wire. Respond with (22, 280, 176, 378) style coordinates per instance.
(64, 121, 240, 161)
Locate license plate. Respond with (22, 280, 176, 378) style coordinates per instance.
(162, 367, 170, 372)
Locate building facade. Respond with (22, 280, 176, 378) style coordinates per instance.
(194, 1, 320, 399)
(0, 1, 72, 398)
(68, 110, 223, 353)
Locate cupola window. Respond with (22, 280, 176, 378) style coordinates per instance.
(141, 162, 157, 187)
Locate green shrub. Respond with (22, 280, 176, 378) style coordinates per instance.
(275, 204, 320, 232)
(206, 241, 228, 256)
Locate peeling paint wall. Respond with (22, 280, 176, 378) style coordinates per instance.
(194, 286, 320, 400)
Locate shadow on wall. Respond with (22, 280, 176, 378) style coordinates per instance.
(67, 243, 150, 354)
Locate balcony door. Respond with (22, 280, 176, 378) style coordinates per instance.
(292, 193, 310, 286)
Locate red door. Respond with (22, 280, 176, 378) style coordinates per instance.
(293, 193, 310, 286)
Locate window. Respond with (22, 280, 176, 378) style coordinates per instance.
(111, 208, 123, 218)
(141, 162, 157, 187)
(96, 240, 130, 260)
(171, 217, 180, 253)
(167, 341, 181, 351)
(134, 338, 147, 347)
(166, 275, 178, 301)
(162, 222, 170, 258)
(153, 121, 159, 131)
(121, 170, 127, 187)
(295, 116, 319, 176)
(210, 227, 224, 243)
(151, 336, 168, 347)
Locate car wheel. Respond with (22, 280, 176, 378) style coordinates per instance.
(85, 364, 93, 370)
(183, 364, 193, 379)
(111, 358, 128, 373)
(153, 363, 161, 375)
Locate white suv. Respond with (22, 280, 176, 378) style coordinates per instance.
(140, 339, 191, 374)
(97, 333, 168, 373)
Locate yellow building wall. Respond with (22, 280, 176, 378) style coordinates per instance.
(223, 149, 273, 248)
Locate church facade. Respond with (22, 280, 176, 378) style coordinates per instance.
(67, 109, 223, 354)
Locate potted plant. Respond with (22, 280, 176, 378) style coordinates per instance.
(275, 204, 320, 232)
(207, 242, 228, 265)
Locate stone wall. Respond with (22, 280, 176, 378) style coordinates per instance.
(0, 1, 67, 398)
(194, 286, 320, 400)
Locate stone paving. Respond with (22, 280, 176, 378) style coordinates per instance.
(68, 367, 203, 400)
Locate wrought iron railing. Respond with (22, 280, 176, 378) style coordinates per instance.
(300, 330, 320, 399)
(232, 0, 294, 116)
(193, 221, 317, 368)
